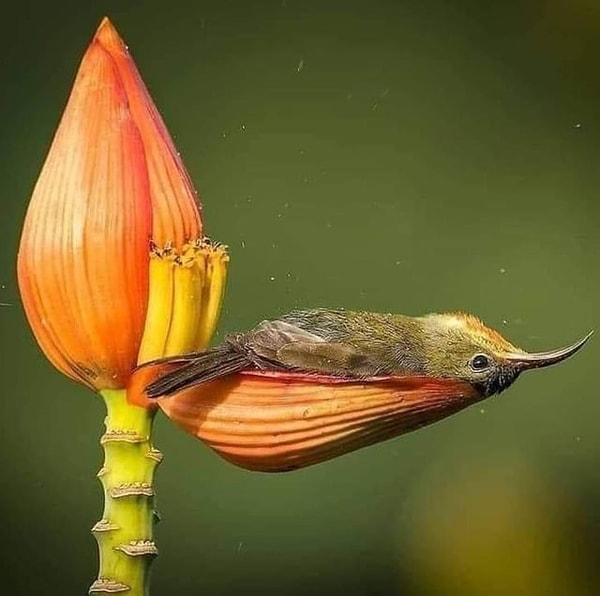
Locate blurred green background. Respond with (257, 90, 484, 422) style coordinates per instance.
(1, 0, 599, 594)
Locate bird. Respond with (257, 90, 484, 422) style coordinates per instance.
(144, 308, 592, 400)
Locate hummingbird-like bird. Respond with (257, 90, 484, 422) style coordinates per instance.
(145, 309, 592, 399)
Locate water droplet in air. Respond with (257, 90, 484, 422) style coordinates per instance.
(297, 59, 304, 72)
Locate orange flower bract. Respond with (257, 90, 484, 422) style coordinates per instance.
(18, 18, 227, 391)
(130, 364, 480, 471)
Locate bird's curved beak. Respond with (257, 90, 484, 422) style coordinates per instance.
(506, 331, 593, 370)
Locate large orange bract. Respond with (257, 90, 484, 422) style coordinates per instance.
(130, 365, 480, 471)
(17, 19, 227, 391)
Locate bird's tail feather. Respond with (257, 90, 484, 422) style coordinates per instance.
(145, 346, 249, 398)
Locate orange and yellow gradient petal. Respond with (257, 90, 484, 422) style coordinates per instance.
(17, 18, 228, 392)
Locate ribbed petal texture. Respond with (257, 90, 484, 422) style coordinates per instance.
(95, 19, 203, 247)
(158, 372, 480, 471)
(17, 19, 220, 391)
(18, 37, 152, 388)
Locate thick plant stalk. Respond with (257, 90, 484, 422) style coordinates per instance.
(90, 389, 162, 595)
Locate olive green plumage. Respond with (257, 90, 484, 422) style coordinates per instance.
(144, 308, 591, 399)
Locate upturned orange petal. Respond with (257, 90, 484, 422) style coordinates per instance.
(155, 372, 481, 472)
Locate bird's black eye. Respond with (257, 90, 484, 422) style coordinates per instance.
(470, 353, 490, 372)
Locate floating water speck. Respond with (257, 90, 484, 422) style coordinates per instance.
(297, 59, 304, 73)
(574, 122, 582, 129)
(240, 123, 246, 132)
(499, 267, 506, 274)
(269, 276, 275, 282)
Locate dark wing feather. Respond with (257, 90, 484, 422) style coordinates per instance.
(145, 347, 248, 398)
(145, 317, 371, 397)
(238, 320, 326, 360)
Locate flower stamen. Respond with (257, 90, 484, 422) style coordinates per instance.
(137, 239, 228, 364)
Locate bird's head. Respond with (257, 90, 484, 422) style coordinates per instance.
(419, 313, 592, 397)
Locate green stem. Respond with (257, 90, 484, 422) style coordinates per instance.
(89, 389, 162, 595)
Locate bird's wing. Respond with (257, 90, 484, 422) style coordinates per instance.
(142, 346, 248, 398)
(139, 319, 373, 399)
(241, 319, 372, 376)
(240, 320, 325, 357)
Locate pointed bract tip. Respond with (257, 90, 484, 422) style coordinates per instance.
(94, 17, 125, 52)
(95, 17, 115, 36)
